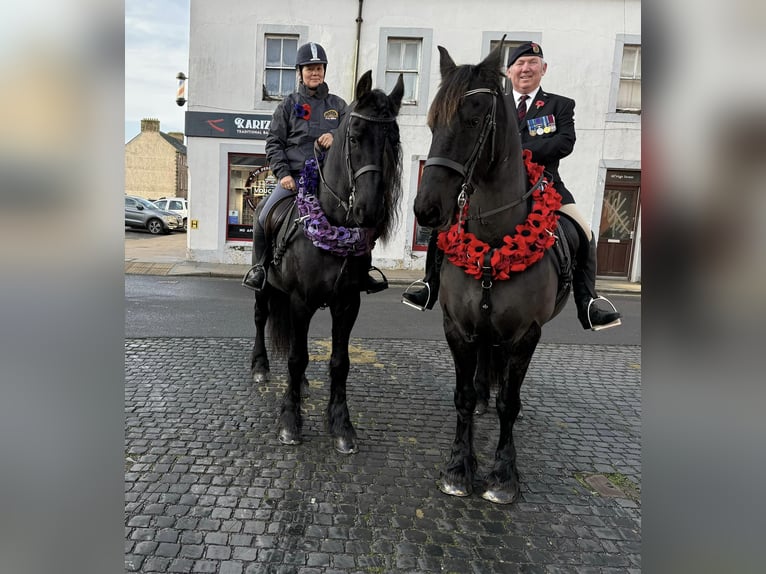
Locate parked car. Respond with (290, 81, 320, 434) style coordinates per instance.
(125, 195, 183, 234)
(152, 197, 189, 231)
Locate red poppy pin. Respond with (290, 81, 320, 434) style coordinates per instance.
(535, 100, 544, 109)
(294, 103, 311, 121)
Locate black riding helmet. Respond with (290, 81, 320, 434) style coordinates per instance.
(295, 42, 328, 71)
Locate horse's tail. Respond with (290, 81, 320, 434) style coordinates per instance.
(266, 290, 291, 358)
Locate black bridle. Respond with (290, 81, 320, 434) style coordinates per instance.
(423, 88, 498, 208)
(422, 87, 545, 225)
(316, 110, 396, 223)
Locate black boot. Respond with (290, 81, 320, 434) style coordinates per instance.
(242, 220, 269, 291)
(402, 230, 443, 311)
(573, 236, 622, 330)
(359, 252, 388, 293)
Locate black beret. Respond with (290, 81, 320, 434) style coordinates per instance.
(507, 42, 544, 67)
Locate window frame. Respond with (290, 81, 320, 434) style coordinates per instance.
(377, 27, 433, 117)
(255, 24, 309, 110)
(607, 34, 641, 123)
(263, 35, 299, 101)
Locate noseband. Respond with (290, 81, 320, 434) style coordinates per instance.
(316, 109, 396, 223)
(423, 88, 498, 207)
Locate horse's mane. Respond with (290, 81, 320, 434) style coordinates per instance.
(427, 64, 504, 129)
(326, 88, 403, 243)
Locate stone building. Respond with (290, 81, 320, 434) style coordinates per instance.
(125, 118, 188, 200)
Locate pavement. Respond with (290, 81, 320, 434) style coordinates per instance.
(124, 231, 641, 295)
(125, 230, 641, 573)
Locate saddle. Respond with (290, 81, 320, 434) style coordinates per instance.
(263, 195, 300, 266)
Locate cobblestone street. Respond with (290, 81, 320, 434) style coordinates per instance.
(125, 338, 641, 573)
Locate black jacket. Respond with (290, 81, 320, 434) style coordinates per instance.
(265, 82, 347, 180)
(510, 88, 576, 205)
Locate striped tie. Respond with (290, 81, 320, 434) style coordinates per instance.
(517, 94, 529, 126)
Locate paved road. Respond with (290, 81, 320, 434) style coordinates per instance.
(125, 276, 641, 572)
(125, 275, 641, 344)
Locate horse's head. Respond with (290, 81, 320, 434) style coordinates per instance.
(323, 70, 404, 241)
(414, 39, 517, 230)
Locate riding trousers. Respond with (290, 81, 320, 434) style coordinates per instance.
(257, 172, 299, 226)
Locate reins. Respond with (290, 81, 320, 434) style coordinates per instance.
(314, 109, 396, 223)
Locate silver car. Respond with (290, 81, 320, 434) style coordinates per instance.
(152, 197, 189, 231)
(125, 195, 183, 234)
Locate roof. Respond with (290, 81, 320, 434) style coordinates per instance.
(159, 132, 187, 153)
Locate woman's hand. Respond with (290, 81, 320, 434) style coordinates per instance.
(316, 133, 334, 150)
(280, 175, 296, 191)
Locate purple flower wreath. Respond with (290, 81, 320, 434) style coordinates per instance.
(295, 158, 375, 256)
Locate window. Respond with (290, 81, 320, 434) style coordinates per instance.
(617, 45, 641, 113)
(607, 35, 641, 122)
(386, 38, 421, 105)
(377, 28, 432, 116)
(226, 153, 276, 241)
(263, 35, 298, 100)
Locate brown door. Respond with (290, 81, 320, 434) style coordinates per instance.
(597, 181, 640, 277)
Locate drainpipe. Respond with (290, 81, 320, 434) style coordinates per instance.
(352, 0, 364, 90)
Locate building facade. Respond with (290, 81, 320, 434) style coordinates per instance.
(184, 0, 641, 282)
(125, 118, 189, 201)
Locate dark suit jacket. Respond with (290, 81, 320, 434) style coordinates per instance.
(510, 88, 576, 205)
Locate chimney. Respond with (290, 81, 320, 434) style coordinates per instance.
(167, 131, 185, 143)
(141, 118, 160, 132)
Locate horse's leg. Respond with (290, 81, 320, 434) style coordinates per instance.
(250, 289, 270, 383)
(277, 304, 312, 446)
(438, 318, 479, 497)
(474, 344, 491, 415)
(326, 294, 361, 454)
(482, 323, 541, 504)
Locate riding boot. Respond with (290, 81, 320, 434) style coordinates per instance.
(359, 252, 389, 294)
(242, 220, 269, 291)
(573, 236, 622, 330)
(402, 230, 443, 311)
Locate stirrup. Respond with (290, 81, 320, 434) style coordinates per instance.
(401, 280, 431, 311)
(241, 264, 266, 292)
(586, 296, 622, 331)
(365, 266, 389, 294)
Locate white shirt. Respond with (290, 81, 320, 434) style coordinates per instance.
(512, 87, 541, 113)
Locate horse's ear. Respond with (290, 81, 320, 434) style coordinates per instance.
(438, 46, 457, 78)
(388, 73, 405, 115)
(481, 34, 506, 72)
(356, 70, 373, 100)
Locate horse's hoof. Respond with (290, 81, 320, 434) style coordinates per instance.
(474, 400, 488, 416)
(278, 428, 301, 445)
(481, 484, 520, 505)
(333, 436, 357, 455)
(437, 477, 472, 497)
(252, 371, 269, 384)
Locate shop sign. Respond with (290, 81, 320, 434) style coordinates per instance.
(185, 111, 273, 139)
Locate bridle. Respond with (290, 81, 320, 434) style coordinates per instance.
(423, 88, 499, 211)
(316, 109, 396, 223)
(422, 87, 545, 226)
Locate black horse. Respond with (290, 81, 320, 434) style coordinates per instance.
(413, 41, 577, 503)
(251, 71, 404, 454)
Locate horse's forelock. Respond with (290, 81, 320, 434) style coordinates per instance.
(427, 65, 473, 129)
